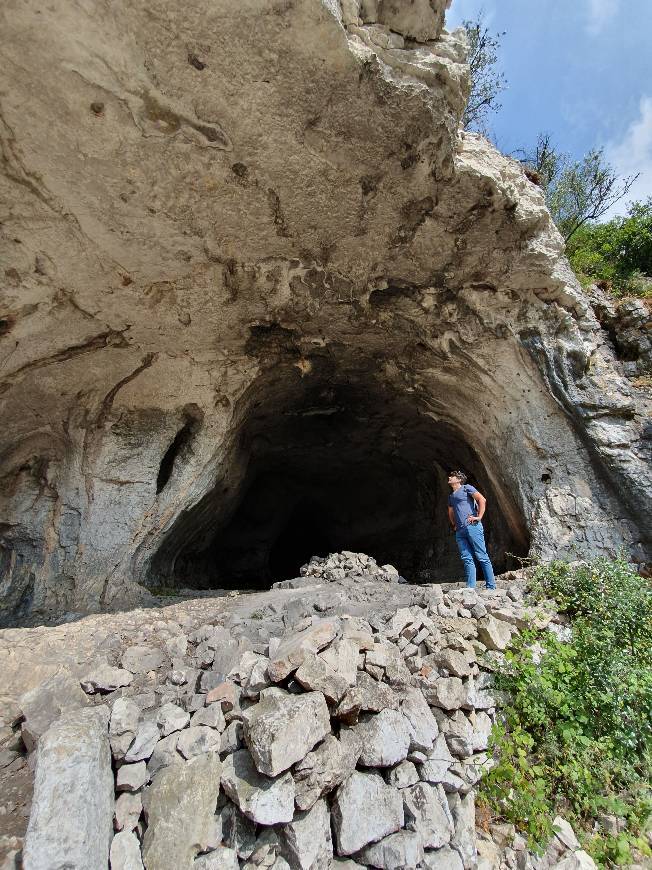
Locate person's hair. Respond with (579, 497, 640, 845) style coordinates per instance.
(449, 470, 467, 484)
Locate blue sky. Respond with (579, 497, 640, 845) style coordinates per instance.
(446, 0, 652, 215)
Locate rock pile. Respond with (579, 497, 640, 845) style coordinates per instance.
(300, 552, 404, 584)
(12, 573, 599, 870)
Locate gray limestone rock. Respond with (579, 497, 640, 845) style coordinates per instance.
(433, 649, 472, 678)
(295, 654, 349, 703)
(110, 697, 141, 738)
(318, 638, 360, 686)
(142, 752, 222, 870)
(356, 709, 411, 767)
(332, 771, 404, 856)
(423, 677, 468, 711)
(221, 749, 295, 825)
(293, 729, 363, 811)
(191, 702, 226, 731)
(122, 644, 167, 673)
(177, 725, 222, 759)
(422, 846, 464, 870)
(19, 671, 90, 752)
(386, 760, 419, 789)
(157, 701, 191, 736)
(280, 798, 333, 870)
(147, 732, 182, 776)
(268, 621, 339, 682)
(358, 829, 425, 869)
(219, 802, 258, 860)
(243, 691, 331, 776)
(477, 616, 513, 652)
(399, 687, 439, 752)
(114, 791, 142, 832)
(80, 665, 134, 694)
(403, 782, 454, 849)
(125, 720, 160, 762)
(110, 830, 144, 870)
(23, 707, 114, 870)
(194, 847, 240, 869)
(449, 791, 477, 869)
(336, 673, 399, 724)
(116, 760, 148, 792)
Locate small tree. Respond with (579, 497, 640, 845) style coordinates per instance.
(462, 13, 507, 134)
(550, 149, 639, 242)
(520, 133, 640, 242)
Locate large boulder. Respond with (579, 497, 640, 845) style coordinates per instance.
(23, 707, 114, 870)
(242, 691, 331, 776)
(141, 752, 222, 869)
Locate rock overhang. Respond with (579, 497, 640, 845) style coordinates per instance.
(0, 0, 650, 621)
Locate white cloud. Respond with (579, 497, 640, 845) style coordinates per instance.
(604, 96, 652, 217)
(586, 0, 620, 35)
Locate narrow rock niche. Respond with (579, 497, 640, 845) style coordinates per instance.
(150, 363, 529, 591)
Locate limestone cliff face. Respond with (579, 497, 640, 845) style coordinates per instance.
(0, 0, 650, 621)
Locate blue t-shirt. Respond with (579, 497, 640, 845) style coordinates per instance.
(448, 485, 479, 530)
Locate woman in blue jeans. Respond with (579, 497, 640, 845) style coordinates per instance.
(447, 470, 496, 589)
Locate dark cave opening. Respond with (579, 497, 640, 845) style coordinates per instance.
(150, 368, 530, 590)
(268, 500, 335, 582)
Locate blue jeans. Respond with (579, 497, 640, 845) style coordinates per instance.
(455, 521, 496, 589)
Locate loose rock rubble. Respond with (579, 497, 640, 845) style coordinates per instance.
(300, 552, 405, 585)
(2, 561, 603, 869)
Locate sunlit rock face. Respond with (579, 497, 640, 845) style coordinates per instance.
(0, 0, 649, 621)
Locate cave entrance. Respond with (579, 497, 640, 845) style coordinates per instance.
(150, 365, 529, 590)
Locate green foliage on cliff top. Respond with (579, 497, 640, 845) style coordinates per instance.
(479, 558, 652, 866)
(566, 199, 652, 298)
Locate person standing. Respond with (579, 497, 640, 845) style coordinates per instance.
(447, 470, 496, 590)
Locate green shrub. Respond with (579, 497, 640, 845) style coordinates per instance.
(479, 558, 652, 865)
(566, 199, 652, 298)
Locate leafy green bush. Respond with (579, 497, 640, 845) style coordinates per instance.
(479, 558, 652, 865)
(566, 199, 652, 298)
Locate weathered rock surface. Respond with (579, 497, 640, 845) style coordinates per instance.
(358, 829, 424, 870)
(23, 707, 114, 870)
(141, 752, 222, 870)
(332, 771, 404, 855)
(280, 798, 333, 870)
(356, 710, 411, 767)
(1, 0, 649, 623)
(293, 730, 362, 811)
(221, 750, 295, 825)
(402, 782, 454, 849)
(110, 830, 145, 870)
(19, 672, 89, 752)
(242, 691, 331, 776)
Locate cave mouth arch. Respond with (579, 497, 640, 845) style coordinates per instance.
(149, 364, 529, 590)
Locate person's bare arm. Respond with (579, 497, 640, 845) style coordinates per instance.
(468, 491, 487, 523)
(447, 506, 456, 531)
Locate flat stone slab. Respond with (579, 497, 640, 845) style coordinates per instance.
(23, 706, 114, 870)
(243, 691, 331, 776)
